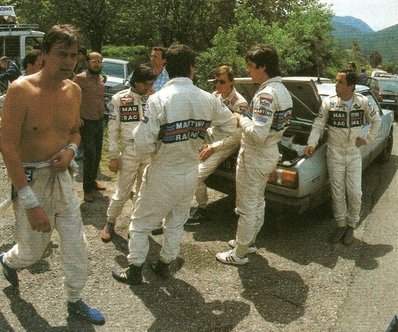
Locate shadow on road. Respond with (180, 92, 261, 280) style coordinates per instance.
(131, 277, 250, 331)
(257, 207, 393, 270)
(2, 286, 96, 331)
(80, 194, 110, 230)
(0, 311, 13, 332)
(360, 155, 398, 223)
(189, 191, 393, 270)
(238, 254, 308, 324)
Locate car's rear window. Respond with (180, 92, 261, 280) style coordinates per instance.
(102, 62, 125, 79)
(379, 80, 398, 93)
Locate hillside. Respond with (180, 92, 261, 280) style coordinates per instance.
(331, 16, 398, 63)
(332, 16, 374, 34)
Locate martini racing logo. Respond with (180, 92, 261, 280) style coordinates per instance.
(252, 96, 273, 124)
(158, 119, 211, 144)
(119, 105, 140, 122)
(328, 110, 364, 128)
(271, 108, 292, 131)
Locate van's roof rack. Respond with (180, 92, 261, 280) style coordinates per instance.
(0, 24, 39, 31)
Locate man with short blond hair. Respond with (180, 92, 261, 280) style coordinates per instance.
(187, 65, 247, 224)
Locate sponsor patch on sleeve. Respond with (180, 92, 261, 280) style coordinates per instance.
(252, 95, 273, 125)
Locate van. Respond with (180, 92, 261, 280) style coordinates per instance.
(0, 6, 44, 70)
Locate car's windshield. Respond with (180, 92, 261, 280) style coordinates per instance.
(102, 62, 125, 79)
(379, 80, 398, 94)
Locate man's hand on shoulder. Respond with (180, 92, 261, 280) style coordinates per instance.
(26, 206, 51, 233)
(199, 145, 214, 161)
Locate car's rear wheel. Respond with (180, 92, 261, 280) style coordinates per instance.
(377, 127, 393, 162)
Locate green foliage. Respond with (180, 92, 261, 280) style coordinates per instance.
(369, 51, 383, 68)
(101, 45, 149, 68)
(196, 1, 335, 87)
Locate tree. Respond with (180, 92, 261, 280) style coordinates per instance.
(48, 0, 109, 52)
(369, 51, 383, 68)
(196, 1, 334, 87)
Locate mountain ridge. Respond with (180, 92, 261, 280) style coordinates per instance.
(332, 16, 397, 63)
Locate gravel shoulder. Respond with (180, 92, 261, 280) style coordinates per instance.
(1, 133, 398, 331)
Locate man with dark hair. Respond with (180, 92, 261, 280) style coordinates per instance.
(101, 64, 156, 241)
(22, 49, 42, 75)
(348, 61, 357, 73)
(0, 56, 21, 88)
(187, 65, 248, 224)
(74, 46, 87, 75)
(150, 46, 169, 91)
(112, 44, 236, 284)
(305, 69, 381, 245)
(73, 51, 106, 202)
(0, 24, 104, 325)
(217, 44, 293, 265)
(358, 68, 368, 85)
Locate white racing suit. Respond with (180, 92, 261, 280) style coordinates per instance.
(235, 77, 293, 257)
(308, 93, 381, 227)
(128, 77, 236, 266)
(106, 89, 150, 223)
(194, 88, 248, 208)
(3, 161, 88, 302)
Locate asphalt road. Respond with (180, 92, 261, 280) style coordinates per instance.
(1, 124, 398, 331)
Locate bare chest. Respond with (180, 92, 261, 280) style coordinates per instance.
(22, 91, 77, 135)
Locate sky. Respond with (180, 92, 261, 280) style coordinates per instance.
(322, 0, 398, 31)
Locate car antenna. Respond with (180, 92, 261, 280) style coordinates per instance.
(288, 90, 320, 118)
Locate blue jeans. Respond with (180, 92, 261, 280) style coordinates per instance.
(80, 118, 103, 193)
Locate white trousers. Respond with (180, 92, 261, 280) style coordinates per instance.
(195, 145, 238, 208)
(128, 163, 197, 266)
(4, 166, 88, 302)
(107, 143, 149, 222)
(235, 145, 279, 255)
(326, 146, 362, 227)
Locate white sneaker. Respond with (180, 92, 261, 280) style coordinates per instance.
(216, 249, 249, 265)
(228, 239, 258, 254)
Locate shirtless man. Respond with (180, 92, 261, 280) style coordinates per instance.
(0, 25, 105, 325)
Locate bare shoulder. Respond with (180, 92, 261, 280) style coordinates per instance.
(64, 79, 81, 96)
(3, 76, 33, 104)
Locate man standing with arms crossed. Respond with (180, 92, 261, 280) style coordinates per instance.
(217, 44, 293, 265)
(0, 24, 105, 325)
(187, 65, 247, 224)
(74, 51, 106, 202)
(304, 69, 381, 245)
(112, 44, 236, 284)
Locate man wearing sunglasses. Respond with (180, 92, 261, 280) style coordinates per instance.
(187, 65, 247, 224)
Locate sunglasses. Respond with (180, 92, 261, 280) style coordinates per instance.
(214, 79, 227, 84)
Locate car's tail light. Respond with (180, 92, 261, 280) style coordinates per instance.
(267, 169, 298, 189)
